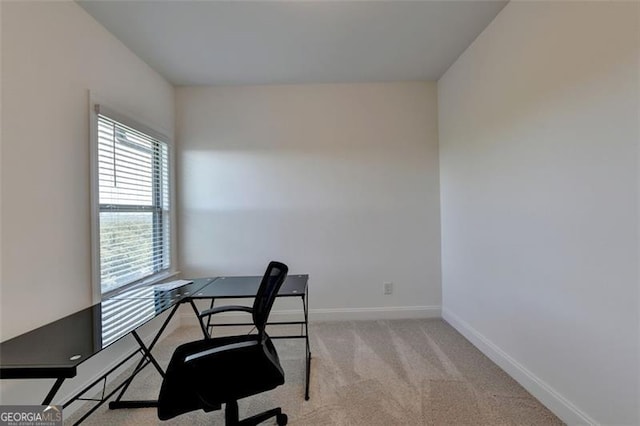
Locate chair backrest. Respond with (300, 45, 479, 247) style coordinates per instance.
(253, 261, 288, 334)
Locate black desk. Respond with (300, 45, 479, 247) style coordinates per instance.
(0, 275, 311, 424)
(0, 278, 214, 424)
(190, 275, 310, 400)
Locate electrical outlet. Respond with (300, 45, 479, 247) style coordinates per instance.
(383, 282, 393, 295)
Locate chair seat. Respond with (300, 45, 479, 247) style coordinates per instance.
(158, 334, 284, 421)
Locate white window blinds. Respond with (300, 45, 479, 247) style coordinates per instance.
(95, 106, 171, 295)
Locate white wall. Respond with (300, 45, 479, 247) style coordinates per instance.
(0, 0, 174, 411)
(438, 2, 639, 425)
(177, 83, 441, 319)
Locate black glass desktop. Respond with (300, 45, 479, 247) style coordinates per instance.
(0, 274, 310, 425)
(0, 279, 213, 381)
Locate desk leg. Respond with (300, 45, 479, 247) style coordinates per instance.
(131, 331, 165, 378)
(188, 299, 210, 339)
(42, 377, 65, 405)
(68, 358, 156, 424)
(205, 298, 215, 336)
(109, 303, 180, 408)
(303, 293, 311, 401)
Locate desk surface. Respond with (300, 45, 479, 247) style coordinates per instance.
(0, 275, 308, 380)
(0, 278, 214, 379)
(190, 274, 308, 299)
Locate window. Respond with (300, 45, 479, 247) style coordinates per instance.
(92, 104, 172, 296)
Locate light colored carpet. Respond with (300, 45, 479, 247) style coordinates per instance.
(66, 319, 563, 425)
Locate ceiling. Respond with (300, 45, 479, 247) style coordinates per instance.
(78, 1, 508, 86)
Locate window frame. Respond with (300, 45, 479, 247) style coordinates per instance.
(90, 100, 176, 302)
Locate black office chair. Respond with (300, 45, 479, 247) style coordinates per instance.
(158, 261, 289, 425)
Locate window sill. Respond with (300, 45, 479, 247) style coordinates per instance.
(103, 270, 181, 300)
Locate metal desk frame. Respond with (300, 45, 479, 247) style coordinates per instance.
(0, 274, 311, 425)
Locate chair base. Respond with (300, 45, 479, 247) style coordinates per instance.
(225, 400, 287, 426)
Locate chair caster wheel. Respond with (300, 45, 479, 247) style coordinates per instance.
(276, 413, 288, 425)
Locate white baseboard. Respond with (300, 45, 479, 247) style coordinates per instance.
(180, 305, 441, 326)
(442, 308, 596, 426)
(308, 305, 441, 321)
